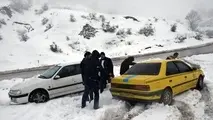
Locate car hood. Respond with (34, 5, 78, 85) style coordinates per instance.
(11, 77, 46, 90)
(112, 75, 158, 85)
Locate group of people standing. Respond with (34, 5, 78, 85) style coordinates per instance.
(80, 50, 179, 109)
(80, 50, 114, 109)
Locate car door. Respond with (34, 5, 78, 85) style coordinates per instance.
(166, 61, 184, 95)
(50, 65, 76, 96)
(173, 61, 195, 91)
(70, 64, 84, 93)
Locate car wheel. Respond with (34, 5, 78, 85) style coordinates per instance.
(29, 90, 49, 103)
(196, 76, 204, 90)
(160, 88, 173, 105)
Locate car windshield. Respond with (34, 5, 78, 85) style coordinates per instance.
(125, 63, 161, 75)
(182, 59, 200, 69)
(39, 65, 61, 79)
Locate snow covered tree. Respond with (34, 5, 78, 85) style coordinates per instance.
(9, 0, 32, 13)
(171, 24, 177, 32)
(17, 29, 29, 42)
(99, 15, 106, 22)
(0, 6, 13, 18)
(185, 10, 201, 31)
(50, 42, 62, 53)
(116, 29, 126, 38)
(44, 24, 53, 32)
(175, 34, 187, 43)
(194, 32, 203, 40)
(79, 24, 98, 39)
(102, 22, 118, 33)
(41, 17, 49, 25)
(126, 28, 132, 35)
(0, 34, 2, 40)
(35, 3, 49, 15)
(138, 24, 154, 37)
(70, 14, 76, 22)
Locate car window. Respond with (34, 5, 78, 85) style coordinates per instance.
(166, 62, 179, 76)
(125, 63, 161, 75)
(57, 65, 75, 78)
(74, 64, 81, 75)
(57, 64, 81, 78)
(174, 61, 192, 73)
(39, 65, 61, 79)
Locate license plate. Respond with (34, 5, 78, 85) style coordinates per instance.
(120, 93, 133, 97)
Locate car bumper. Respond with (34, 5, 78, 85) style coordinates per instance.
(110, 88, 162, 102)
(8, 93, 29, 104)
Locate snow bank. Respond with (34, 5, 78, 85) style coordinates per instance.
(132, 104, 181, 120)
(185, 53, 213, 99)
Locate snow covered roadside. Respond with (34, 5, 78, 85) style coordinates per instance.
(1, 2, 213, 72)
(1, 55, 213, 120)
(185, 54, 213, 99)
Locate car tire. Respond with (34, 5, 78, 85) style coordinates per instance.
(29, 90, 49, 103)
(160, 88, 173, 105)
(196, 76, 204, 90)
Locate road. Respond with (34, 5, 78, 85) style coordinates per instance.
(1, 42, 213, 80)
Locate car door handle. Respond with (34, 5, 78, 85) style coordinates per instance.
(169, 80, 172, 82)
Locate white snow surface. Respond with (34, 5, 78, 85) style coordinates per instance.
(1, 54, 213, 120)
(0, 3, 213, 71)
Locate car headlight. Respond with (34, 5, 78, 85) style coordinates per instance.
(9, 90, 22, 95)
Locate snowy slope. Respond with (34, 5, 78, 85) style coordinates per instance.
(1, 54, 213, 120)
(0, 3, 213, 71)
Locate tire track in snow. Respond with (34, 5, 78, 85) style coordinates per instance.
(200, 84, 213, 119)
(97, 101, 131, 120)
(173, 101, 195, 120)
(122, 103, 147, 120)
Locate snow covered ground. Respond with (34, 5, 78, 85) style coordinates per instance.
(1, 2, 213, 71)
(1, 54, 213, 120)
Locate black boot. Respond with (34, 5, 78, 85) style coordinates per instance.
(94, 101, 99, 109)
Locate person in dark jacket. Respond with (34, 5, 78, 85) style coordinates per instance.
(166, 52, 179, 60)
(120, 56, 136, 75)
(81, 50, 103, 109)
(80, 51, 93, 102)
(100, 52, 114, 93)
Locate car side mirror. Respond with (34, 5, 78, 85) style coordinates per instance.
(192, 67, 197, 71)
(54, 75, 60, 80)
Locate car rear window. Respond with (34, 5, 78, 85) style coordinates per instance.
(125, 63, 161, 75)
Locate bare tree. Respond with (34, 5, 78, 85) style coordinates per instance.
(185, 10, 201, 31)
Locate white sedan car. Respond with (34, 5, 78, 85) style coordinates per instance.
(8, 62, 84, 104)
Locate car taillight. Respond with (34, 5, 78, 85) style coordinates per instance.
(134, 85, 150, 91)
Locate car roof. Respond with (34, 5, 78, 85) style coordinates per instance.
(57, 61, 80, 67)
(140, 59, 182, 63)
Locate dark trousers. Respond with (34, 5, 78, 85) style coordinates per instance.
(100, 75, 108, 93)
(87, 89, 93, 102)
(100, 79, 107, 93)
(82, 83, 99, 109)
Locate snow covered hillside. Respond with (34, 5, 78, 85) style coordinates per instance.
(1, 54, 213, 120)
(0, 2, 213, 71)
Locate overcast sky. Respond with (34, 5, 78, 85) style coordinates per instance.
(45, 0, 212, 20)
(2, 0, 213, 20)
